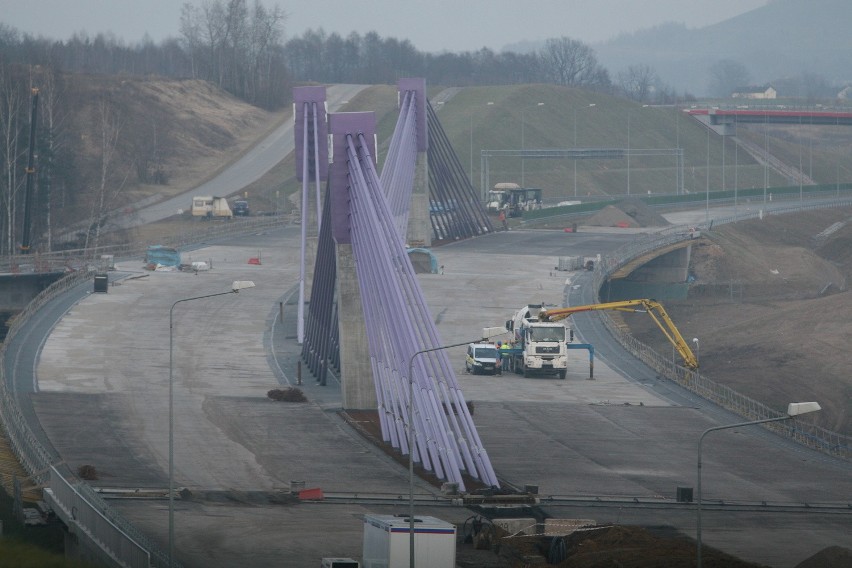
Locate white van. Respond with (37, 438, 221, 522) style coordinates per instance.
(465, 343, 500, 375)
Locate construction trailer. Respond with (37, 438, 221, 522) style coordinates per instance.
(191, 196, 232, 218)
(362, 514, 455, 568)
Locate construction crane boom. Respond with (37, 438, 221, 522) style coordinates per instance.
(540, 299, 699, 369)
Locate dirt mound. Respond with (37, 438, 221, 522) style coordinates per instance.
(795, 546, 852, 568)
(623, 207, 852, 434)
(50, 73, 283, 227)
(585, 199, 670, 228)
(475, 525, 764, 568)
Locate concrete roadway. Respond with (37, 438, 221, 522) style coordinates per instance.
(25, 223, 852, 567)
(109, 84, 368, 229)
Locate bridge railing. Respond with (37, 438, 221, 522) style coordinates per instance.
(44, 467, 151, 568)
(1, 214, 291, 273)
(590, 198, 851, 460)
(0, 215, 292, 566)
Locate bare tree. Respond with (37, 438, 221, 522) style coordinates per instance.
(537, 37, 609, 88)
(37, 64, 67, 252)
(0, 65, 22, 256)
(181, 0, 287, 107)
(708, 59, 751, 98)
(85, 95, 124, 252)
(617, 64, 658, 102)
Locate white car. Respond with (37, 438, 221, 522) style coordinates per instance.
(465, 343, 500, 375)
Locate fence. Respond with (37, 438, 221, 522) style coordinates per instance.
(589, 199, 851, 460)
(1, 200, 850, 567)
(0, 214, 291, 566)
(1, 214, 291, 274)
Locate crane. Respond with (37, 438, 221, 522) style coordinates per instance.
(20, 87, 39, 253)
(540, 299, 699, 370)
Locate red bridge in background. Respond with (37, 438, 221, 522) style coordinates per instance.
(686, 107, 852, 126)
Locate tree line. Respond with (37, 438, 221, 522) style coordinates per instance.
(1, 1, 691, 107)
(0, 0, 694, 256)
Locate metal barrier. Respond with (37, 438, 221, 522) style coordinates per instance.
(590, 199, 851, 460)
(0, 214, 290, 274)
(0, 215, 290, 566)
(45, 467, 151, 568)
(1, 200, 849, 567)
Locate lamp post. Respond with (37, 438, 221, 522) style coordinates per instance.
(763, 112, 769, 204)
(705, 126, 710, 225)
(573, 103, 596, 197)
(696, 401, 821, 568)
(474, 101, 495, 201)
(407, 333, 503, 567)
(692, 337, 699, 366)
(627, 105, 648, 196)
(521, 102, 544, 187)
(168, 280, 256, 567)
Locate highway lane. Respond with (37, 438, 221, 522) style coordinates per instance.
(11, 220, 852, 567)
(111, 84, 368, 229)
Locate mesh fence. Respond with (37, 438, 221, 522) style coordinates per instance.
(590, 199, 851, 460)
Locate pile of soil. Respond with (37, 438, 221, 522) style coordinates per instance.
(585, 198, 671, 228)
(341, 411, 852, 568)
(795, 546, 852, 568)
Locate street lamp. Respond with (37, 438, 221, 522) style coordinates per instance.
(696, 401, 821, 568)
(705, 126, 710, 225)
(168, 280, 256, 567)
(407, 331, 504, 567)
(521, 102, 544, 187)
(473, 102, 495, 201)
(573, 103, 596, 197)
(627, 105, 648, 196)
(692, 337, 699, 366)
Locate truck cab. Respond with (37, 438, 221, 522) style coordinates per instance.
(506, 304, 569, 379)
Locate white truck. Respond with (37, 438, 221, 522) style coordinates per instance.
(191, 196, 232, 219)
(505, 304, 570, 379)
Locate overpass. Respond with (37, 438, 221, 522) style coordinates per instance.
(686, 106, 852, 126)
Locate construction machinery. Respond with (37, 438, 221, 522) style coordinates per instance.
(540, 299, 698, 370)
(191, 196, 232, 219)
(486, 183, 543, 217)
(505, 304, 569, 379)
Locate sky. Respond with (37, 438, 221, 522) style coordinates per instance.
(0, 0, 768, 52)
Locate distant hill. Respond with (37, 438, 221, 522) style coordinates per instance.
(594, 0, 852, 96)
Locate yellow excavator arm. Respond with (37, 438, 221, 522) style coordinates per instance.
(541, 299, 699, 369)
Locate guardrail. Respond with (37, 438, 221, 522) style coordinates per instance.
(0, 214, 292, 274)
(590, 199, 851, 460)
(45, 467, 151, 568)
(0, 215, 292, 566)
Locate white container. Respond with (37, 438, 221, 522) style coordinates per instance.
(362, 514, 456, 568)
(321, 559, 359, 568)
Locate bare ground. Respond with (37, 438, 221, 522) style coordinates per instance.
(622, 207, 852, 434)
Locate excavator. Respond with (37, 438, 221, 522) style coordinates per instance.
(540, 299, 699, 370)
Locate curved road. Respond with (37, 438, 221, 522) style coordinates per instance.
(6, 85, 850, 567)
(112, 84, 368, 228)
(14, 221, 849, 567)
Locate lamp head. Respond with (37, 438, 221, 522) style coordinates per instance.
(231, 280, 256, 293)
(786, 402, 821, 416)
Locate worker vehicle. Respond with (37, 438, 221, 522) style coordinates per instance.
(191, 196, 232, 219)
(486, 183, 543, 217)
(539, 299, 698, 369)
(232, 200, 250, 216)
(505, 304, 569, 379)
(465, 343, 500, 375)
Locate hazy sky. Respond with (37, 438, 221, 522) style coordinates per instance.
(1, 0, 768, 52)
